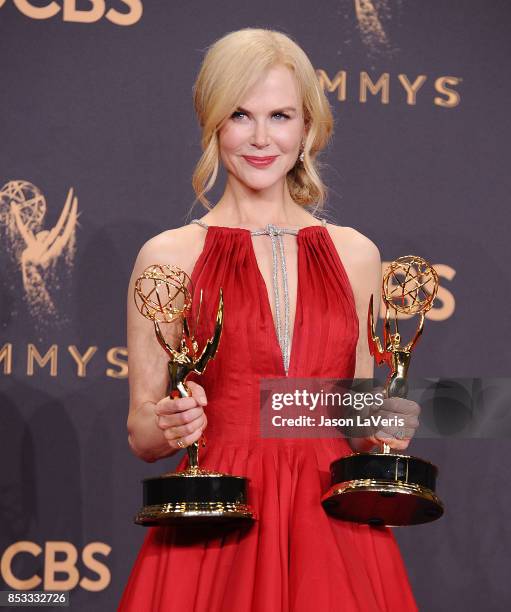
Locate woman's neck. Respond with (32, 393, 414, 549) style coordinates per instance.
(203, 179, 314, 229)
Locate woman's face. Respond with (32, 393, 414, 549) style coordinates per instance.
(218, 64, 306, 192)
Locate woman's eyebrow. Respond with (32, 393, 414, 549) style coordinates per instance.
(236, 106, 297, 114)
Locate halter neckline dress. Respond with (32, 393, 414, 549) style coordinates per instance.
(119, 219, 417, 612)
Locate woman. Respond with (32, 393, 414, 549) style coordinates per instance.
(120, 28, 419, 612)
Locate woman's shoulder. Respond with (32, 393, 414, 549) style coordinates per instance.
(324, 223, 382, 308)
(325, 223, 381, 266)
(132, 223, 206, 276)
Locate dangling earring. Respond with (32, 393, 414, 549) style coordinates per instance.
(298, 140, 305, 163)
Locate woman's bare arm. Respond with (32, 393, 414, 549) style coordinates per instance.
(329, 225, 421, 453)
(126, 226, 206, 462)
(329, 225, 382, 452)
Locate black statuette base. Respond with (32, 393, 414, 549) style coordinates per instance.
(135, 470, 255, 526)
(321, 453, 444, 526)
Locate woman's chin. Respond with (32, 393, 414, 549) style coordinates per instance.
(236, 173, 284, 191)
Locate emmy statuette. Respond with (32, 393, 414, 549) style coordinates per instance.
(133, 264, 254, 526)
(321, 256, 444, 526)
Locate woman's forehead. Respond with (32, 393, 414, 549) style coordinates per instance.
(239, 67, 301, 109)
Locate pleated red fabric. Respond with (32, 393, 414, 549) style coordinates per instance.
(119, 225, 418, 612)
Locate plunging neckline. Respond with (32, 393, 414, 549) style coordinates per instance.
(190, 222, 327, 377)
(250, 226, 315, 377)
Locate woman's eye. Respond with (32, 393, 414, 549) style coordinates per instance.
(231, 111, 290, 120)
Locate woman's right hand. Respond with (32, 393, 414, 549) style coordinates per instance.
(154, 381, 208, 450)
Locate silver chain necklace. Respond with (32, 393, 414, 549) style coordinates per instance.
(191, 218, 326, 374)
(250, 223, 296, 373)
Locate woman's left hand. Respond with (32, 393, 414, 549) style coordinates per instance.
(366, 397, 421, 452)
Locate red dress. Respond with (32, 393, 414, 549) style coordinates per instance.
(119, 224, 417, 612)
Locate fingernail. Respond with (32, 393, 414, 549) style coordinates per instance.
(199, 396, 207, 405)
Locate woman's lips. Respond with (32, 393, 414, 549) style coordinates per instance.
(242, 155, 278, 168)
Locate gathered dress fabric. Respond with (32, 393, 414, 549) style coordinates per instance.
(119, 225, 417, 612)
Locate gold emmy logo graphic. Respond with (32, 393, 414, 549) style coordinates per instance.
(354, 0, 394, 54)
(310, 2, 461, 107)
(0, 180, 78, 320)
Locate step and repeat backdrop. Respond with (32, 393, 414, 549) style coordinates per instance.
(1, 1, 510, 610)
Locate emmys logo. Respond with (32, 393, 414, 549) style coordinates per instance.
(0, 0, 143, 26)
(315, 2, 462, 107)
(0, 180, 78, 321)
(0, 343, 128, 378)
(316, 69, 462, 108)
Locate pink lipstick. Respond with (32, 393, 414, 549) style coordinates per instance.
(242, 155, 278, 168)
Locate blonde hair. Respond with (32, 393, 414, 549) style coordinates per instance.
(192, 28, 334, 210)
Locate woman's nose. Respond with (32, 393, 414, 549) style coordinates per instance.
(252, 120, 270, 148)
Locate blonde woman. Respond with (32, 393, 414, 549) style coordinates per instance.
(120, 28, 419, 612)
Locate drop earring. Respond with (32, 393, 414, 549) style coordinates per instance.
(298, 140, 305, 163)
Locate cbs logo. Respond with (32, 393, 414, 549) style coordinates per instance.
(0, 0, 143, 26)
(1, 541, 111, 591)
